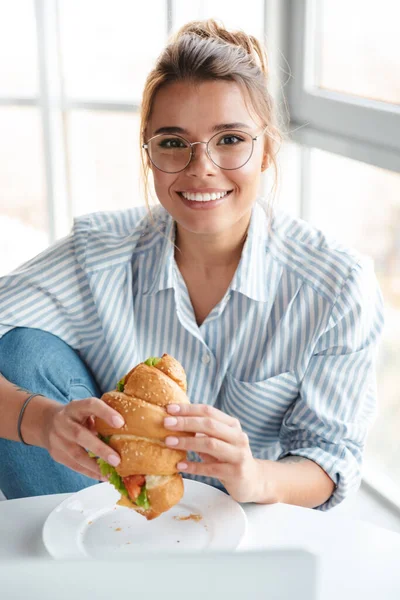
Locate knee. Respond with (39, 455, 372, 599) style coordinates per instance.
(0, 327, 71, 385)
(0, 327, 100, 401)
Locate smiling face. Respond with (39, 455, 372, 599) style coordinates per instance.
(146, 80, 267, 237)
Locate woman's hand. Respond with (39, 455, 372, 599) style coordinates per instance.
(41, 397, 124, 480)
(164, 403, 263, 503)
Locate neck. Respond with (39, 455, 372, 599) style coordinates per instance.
(174, 211, 252, 273)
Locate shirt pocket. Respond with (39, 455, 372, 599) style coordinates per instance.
(220, 371, 300, 448)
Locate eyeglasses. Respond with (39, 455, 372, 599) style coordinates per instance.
(142, 129, 265, 173)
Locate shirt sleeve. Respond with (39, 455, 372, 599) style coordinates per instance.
(0, 231, 95, 350)
(278, 258, 385, 510)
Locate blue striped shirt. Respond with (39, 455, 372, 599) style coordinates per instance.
(0, 199, 384, 509)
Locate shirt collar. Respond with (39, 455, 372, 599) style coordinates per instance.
(143, 198, 273, 302)
(142, 210, 175, 296)
(230, 199, 272, 302)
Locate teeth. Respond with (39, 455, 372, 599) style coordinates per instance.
(181, 190, 229, 202)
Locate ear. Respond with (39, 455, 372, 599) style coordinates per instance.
(261, 152, 269, 172)
(261, 135, 270, 171)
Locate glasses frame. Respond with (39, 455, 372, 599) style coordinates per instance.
(142, 128, 267, 174)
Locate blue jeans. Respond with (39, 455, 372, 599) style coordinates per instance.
(0, 327, 102, 499)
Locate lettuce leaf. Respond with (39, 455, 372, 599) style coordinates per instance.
(116, 377, 125, 392)
(99, 434, 111, 444)
(87, 437, 129, 498)
(144, 356, 161, 366)
(117, 357, 161, 391)
(97, 458, 129, 497)
(88, 451, 149, 506)
(136, 485, 150, 509)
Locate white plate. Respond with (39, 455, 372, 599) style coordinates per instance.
(42, 479, 247, 559)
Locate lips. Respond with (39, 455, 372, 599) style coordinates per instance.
(177, 190, 233, 202)
(177, 189, 233, 211)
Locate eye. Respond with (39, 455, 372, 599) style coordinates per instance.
(217, 134, 245, 145)
(158, 137, 187, 149)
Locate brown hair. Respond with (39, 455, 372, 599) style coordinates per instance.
(139, 19, 282, 215)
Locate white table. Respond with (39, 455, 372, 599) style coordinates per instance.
(1, 493, 400, 599)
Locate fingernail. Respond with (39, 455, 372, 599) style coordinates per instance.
(108, 454, 120, 466)
(165, 436, 179, 446)
(167, 404, 180, 414)
(164, 417, 178, 427)
(112, 415, 125, 428)
(177, 462, 188, 470)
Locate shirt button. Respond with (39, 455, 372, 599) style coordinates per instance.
(202, 353, 211, 365)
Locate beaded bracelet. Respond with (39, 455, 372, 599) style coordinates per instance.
(17, 393, 43, 446)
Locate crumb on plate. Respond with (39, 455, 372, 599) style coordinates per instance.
(173, 513, 203, 522)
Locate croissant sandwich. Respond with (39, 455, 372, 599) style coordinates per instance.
(94, 354, 191, 520)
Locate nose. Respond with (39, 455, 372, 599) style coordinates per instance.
(185, 142, 219, 177)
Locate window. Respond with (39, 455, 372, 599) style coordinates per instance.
(0, 1, 47, 274)
(288, 0, 400, 152)
(0, 0, 38, 97)
(0, 106, 48, 272)
(306, 150, 400, 487)
(0, 0, 270, 276)
(0, 0, 168, 275)
(67, 111, 142, 215)
(172, 0, 265, 40)
(317, 0, 400, 105)
(59, 0, 168, 218)
(59, 0, 167, 102)
(287, 0, 400, 504)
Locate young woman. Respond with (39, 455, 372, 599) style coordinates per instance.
(0, 20, 383, 510)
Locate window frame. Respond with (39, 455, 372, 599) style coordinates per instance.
(287, 0, 400, 162)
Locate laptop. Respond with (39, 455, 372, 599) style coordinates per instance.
(0, 548, 318, 600)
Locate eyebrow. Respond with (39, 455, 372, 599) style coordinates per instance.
(153, 122, 251, 136)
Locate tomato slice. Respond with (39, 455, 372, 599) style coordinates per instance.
(123, 474, 146, 501)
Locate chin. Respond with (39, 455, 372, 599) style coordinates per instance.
(177, 214, 235, 236)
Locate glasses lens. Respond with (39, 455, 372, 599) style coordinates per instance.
(208, 130, 253, 169)
(147, 135, 191, 172)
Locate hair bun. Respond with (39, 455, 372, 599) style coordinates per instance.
(173, 18, 269, 76)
